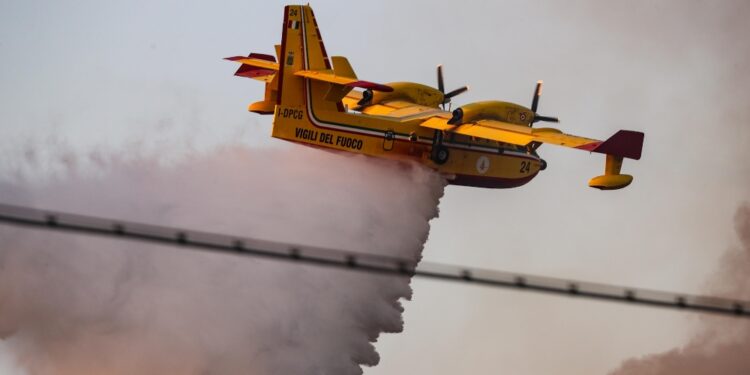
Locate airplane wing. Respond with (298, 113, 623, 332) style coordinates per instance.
(294, 70, 393, 92)
(342, 92, 448, 119)
(420, 117, 643, 160)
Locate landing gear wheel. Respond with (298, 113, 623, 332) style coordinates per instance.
(433, 146, 450, 165)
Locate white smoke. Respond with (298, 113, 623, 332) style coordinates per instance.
(608, 203, 750, 375)
(0, 142, 446, 374)
(0, 339, 25, 375)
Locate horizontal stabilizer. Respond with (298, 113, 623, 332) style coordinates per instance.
(225, 54, 279, 82)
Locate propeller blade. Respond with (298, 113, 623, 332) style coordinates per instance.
(531, 80, 543, 113)
(533, 115, 559, 123)
(437, 65, 445, 94)
(444, 85, 469, 100)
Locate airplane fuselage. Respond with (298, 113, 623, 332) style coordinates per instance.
(272, 99, 544, 188)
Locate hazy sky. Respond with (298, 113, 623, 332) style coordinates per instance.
(1, 1, 749, 374)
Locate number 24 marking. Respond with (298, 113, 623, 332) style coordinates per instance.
(519, 161, 531, 173)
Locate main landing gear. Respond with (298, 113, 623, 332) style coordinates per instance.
(430, 130, 449, 165)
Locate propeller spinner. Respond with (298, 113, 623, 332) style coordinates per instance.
(437, 65, 468, 110)
(530, 80, 559, 125)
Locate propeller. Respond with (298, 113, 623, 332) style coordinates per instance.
(437, 65, 469, 110)
(529, 80, 559, 125)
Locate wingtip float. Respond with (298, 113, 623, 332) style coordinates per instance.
(225, 4, 645, 191)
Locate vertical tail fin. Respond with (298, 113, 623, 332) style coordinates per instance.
(276, 5, 340, 111)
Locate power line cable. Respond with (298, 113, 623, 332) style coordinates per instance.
(0, 202, 747, 319)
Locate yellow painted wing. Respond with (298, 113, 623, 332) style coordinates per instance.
(420, 117, 603, 153)
(341, 92, 407, 112)
(294, 70, 393, 92)
(342, 91, 449, 119)
(420, 116, 644, 161)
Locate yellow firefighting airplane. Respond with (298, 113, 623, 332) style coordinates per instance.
(226, 5, 644, 190)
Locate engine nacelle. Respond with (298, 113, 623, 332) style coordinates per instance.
(449, 101, 534, 126)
